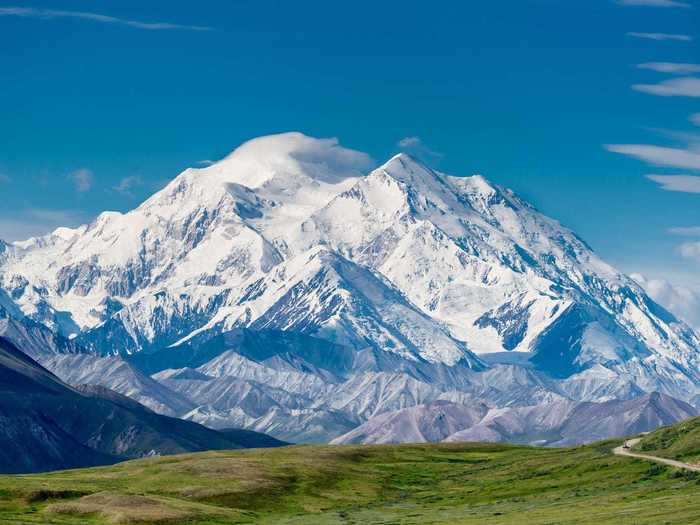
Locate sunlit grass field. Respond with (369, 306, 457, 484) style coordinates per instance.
(1, 438, 699, 524)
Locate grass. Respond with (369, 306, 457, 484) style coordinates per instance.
(0, 440, 699, 524)
(636, 416, 700, 465)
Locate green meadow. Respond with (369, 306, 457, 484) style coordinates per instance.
(1, 435, 699, 525)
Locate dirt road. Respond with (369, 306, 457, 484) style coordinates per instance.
(613, 438, 700, 472)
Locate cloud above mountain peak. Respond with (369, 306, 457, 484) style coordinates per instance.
(206, 132, 374, 188)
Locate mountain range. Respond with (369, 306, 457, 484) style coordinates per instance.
(331, 393, 696, 446)
(1, 132, 699, 451)
(0, 335, 284, 473)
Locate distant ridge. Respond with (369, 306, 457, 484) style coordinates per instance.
(0, 336, 285, 473)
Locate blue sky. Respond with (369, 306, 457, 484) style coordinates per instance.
(0, 1, 698, 297)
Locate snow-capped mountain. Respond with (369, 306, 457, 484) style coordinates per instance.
(1, 132, 699, 443)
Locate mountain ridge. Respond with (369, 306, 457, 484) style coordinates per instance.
(0, 335, 286, 473)
(331, 392, 697, 446)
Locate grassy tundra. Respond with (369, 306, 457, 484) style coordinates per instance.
(1, 432, 700, 524)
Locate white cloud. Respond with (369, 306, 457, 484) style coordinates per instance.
(67, 168, 93, 193)
(219, 132, 374, 186)
(626, 32, 693, 41)
(113, 175, 144, 196)
(0, 208, 91, 242)
(646, 174, 700, 193)
(680, 241, 700, 263)
(397, 136, 443, 163)
(606, 144, 700, 170)
(637, 63, 700, 74)
(398, 137, 422, 148)
(618, 0, 691, 6)
(0, 7, 212, 31)
(633, 77, 700, 97)
(196, 159, 215, 167)
(631, 273, 700, 330)
(607, 128, 700, 178)
(670, 226, 700, 235)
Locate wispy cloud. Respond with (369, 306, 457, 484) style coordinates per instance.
(196, 159, 215, 167)
(607, 127, 700, 181)
(680, 241, 700, 263)
(637, 63, 700, 74)
(397, 136, 443, 163)
(633, 77, 700, 97)
(0, 208, 91, 242)
(646, 174, 700, 193)
(0, 7, 213, 31)
(634, 224, 700, 329)
(0, 174, 10, 184)
(690, 113, 700, 126)
(631, 273, 700, 330)
(626, 32, 693, 41)
(606, 144, 700, 170)
(113, 175, 144, 196)
(618, 0, 691, 6)
(67, 168, 93, 193)
(670, 226, 700, 235)
(398, 137, 422, 149)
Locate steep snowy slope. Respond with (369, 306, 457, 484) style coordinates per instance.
(182, 247, 483, 366)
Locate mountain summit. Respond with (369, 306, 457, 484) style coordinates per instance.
(1, 133, 699, 417)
